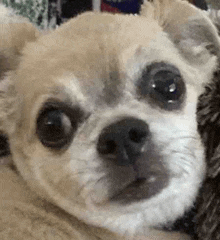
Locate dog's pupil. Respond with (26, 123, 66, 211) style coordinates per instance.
(152, 71, 182, 100)
(44, 110, 71, 139)
(37, 109, 73, 148)
(46, 110, 62, 127)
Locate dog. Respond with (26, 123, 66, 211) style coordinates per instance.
(1, 0, 220, 239)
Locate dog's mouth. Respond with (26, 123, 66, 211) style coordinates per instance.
(110, 173, 169, 203)
(110, 177, 146, 201)
(101, 150, 170, 204)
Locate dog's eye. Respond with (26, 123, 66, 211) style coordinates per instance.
(150, 69, 185, 102)
(37, 109, 74, 149)
(138, 62, 186, 110)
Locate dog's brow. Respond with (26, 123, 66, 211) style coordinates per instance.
(101, 70, 123, 106)
(97, 52, 124, 106)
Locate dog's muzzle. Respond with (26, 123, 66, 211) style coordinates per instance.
(96, 117, 169, 203)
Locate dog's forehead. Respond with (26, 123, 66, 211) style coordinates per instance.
(15, 13, 166, 108)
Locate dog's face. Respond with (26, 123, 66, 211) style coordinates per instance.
(2, 0, 220, 236)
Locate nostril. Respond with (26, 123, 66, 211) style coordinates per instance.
(128, 128, 147, 143)
(98, 139, 117, 155)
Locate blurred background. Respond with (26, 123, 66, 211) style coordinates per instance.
(1, 0, 210, 29)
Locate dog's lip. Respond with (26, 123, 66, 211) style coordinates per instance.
(109, 177, 147, 201)
(123, 177, 147, 190)
(109, 173, 169, 203)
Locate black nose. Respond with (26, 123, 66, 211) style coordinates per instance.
(97, 117, 149, 166)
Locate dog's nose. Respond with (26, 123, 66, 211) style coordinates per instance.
(97, 117, 149, 166)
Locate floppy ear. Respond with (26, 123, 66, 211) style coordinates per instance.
(0, 5, 39, 160)
(141, 0, 220, 83)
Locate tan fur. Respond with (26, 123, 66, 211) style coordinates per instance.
(0, 5, 39, 165)
(0, 5, 39, 73)
(0, 1, 219, 239)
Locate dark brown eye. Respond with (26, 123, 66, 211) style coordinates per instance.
(37, 109, 74, 149)
(150, 70, 185, 102)
(37, 101, 86, 149)
(138, 62, 186, 110)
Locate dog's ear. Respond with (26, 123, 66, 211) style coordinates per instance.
(141, 0, 220, 82)
(0, 5, 39, 77)
(0, 5, 39, 160)
(141, 0, 220, 54)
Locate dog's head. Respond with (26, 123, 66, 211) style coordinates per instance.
(2, 0, 220, 236)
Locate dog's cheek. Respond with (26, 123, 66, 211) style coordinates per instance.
(10, 138, 89, 209)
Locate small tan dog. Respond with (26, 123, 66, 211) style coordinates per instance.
(1, 1, 220, 239)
